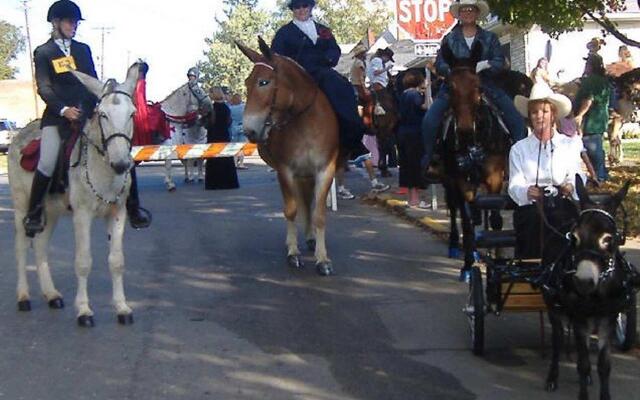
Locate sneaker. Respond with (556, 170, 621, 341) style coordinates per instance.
(337, 187, 356, 200)
(371, 182, 390, 193)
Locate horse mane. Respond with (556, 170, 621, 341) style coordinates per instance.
(160, 82, 189, 104)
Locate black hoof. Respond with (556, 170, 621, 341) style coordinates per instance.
(316, 262, 334, 276)
(287, 255, 304, 269)
(77, 315, 95, 328)
(48, 297, 65, 309)
(545, 380, 557, 392)
(17, 300, 31, 312)
(117, 313, 134, 325)
(306, 239, 316, 252)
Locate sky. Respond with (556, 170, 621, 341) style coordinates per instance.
(0, 0, 276, 100)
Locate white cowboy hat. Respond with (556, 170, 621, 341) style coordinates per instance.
(450, 0, 490, 20)
(350, 43, 368, 57)
(514, 83, 573, 119)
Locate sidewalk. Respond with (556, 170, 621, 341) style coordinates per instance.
(364, 182, 640, 342)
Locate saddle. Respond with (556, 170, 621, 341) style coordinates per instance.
(20, 126, 81, 194)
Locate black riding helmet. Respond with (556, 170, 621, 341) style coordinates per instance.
(288, 0, 315, 10)
(47, 0, 83, 22)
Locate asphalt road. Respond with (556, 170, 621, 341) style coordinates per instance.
(0, 161, 638, 400)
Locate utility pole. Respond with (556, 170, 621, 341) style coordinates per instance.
(93, 26, 113, 80)
(22, 0, 39, 118)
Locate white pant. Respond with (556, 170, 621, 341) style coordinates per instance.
(37, 125, 61, 177)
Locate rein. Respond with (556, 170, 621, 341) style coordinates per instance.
(255, 62, 319, 138)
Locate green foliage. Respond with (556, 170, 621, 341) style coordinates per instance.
(487, 0, 639, 48)
(0, 20, 26, 79)
(200, 2, 274, 95)
(313, 0, 391, 43)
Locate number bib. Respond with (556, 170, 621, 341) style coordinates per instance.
(52, 55, 77, 74)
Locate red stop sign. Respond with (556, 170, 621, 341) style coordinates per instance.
(396, 0, 456, 41)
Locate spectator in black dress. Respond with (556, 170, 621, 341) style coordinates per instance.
(398, 70, 430, 208)
(204, 87, 239, 190)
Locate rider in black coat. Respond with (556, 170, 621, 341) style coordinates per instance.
(25, 0, 149, 238)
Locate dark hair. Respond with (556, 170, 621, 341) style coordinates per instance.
(586, 54, 606, 76)
(402, 70, 425, 89)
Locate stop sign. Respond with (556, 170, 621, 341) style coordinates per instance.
(396, 0, 456, 41)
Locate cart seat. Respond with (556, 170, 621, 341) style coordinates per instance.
(474, 194, 516, 210)
(476, 229, 517, 248)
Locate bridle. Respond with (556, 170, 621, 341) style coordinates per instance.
(253, 61, 318, 139)
(77, 86, 134, 205)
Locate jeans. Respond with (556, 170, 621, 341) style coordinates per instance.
(421, 84, 526, 166)
(582, 134, 608, 181)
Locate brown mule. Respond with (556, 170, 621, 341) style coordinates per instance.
(236, 37, 339, 276)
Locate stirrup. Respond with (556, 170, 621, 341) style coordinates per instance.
(23, 212, 45, 238)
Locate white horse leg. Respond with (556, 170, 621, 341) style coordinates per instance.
(14, 209, 31, 309)
(73, 209, 95, 326)
(34, 213, 63, 307)
(313, 165, 335, 276)
(107, 207, 133, 324)
(164, 159, 176, 191)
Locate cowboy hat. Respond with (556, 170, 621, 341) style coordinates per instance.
(449, 0, 490, 20)
(514, 83, 573, 119)
(350, 43, 368, 57)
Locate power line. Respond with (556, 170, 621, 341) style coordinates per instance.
(92, 26, 114, 80)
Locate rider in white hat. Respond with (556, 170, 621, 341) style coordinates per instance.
(509, 83, 583, 259)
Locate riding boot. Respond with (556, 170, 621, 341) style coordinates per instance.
(23, 170, 52, 238)
(126, 167, 152, 229)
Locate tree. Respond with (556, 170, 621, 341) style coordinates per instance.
(0, 20, 26, 79)
(488, 0, 640, 48)
(200, 1, 274, 95)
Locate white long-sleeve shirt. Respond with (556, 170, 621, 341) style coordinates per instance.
(508, 130, 585, 206)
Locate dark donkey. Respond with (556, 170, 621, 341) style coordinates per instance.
(235, 37, 339, 276)
(543, 176, 639, 400)
(438, 41, 512, 279)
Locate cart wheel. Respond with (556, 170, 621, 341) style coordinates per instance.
(467, 266, 485, 356)
(615, 292, 637, 351)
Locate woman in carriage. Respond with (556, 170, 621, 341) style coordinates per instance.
(420, 0, 526, 172)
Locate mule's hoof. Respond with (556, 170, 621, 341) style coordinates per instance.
(545, 380, 557, 392)
(448, 247, 460, 258)
(287, 255, 304, 269)
(48, 298, 64, 309)
(306, 239, 316, 252)
(316, 262, 334, 276)
(77, 315, 95, 328)
(17, 300, 31, 312)
(117, 313, 134, 325)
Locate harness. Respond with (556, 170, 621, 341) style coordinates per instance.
(254, 61, 319, 139)
(539, 206, 639, 316)
(73, 87, 134, 205)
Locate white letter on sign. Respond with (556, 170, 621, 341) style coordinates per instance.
(423, 0, 437, 23)
(440, 0, 452, 21)
(411, 0, 422, 23)
(398, 0, 411, 23)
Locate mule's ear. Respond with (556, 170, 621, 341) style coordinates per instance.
(121, 62, 141, 95)
(470, 42, 483, 65)
(71, 70, 104, 99)
(575, 173, 594, 209)
(607, 180, 632, 213)
(258, 36, 273, 62)
(439, 41, 454, 67)
(235, 40, 262, 63)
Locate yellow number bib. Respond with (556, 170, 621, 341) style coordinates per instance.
(52, 55, 77, 74)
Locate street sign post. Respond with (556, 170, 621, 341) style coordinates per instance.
(396, 0, 456, 41)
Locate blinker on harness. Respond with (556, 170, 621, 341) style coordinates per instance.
(253, 61, 318, 139)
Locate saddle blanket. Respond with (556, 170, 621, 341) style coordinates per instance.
(131, 142, 258, 161)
